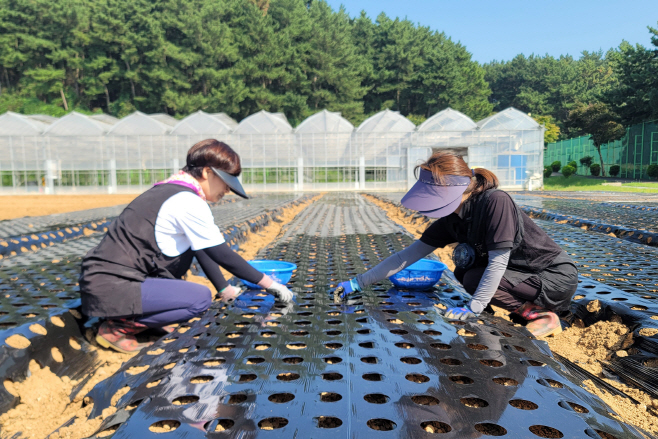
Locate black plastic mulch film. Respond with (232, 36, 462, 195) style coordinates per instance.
(0, 194, 311, 416)
(80, 194, 644, 439)
(371, 193, 658, 432)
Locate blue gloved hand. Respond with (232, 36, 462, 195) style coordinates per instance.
(445, 306, 476, 320)
(334, 279, 361, 301)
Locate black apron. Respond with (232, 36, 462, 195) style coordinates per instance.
(79, 184, 196, 317)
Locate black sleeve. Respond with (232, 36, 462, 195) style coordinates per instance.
(483, 191, 518, 251)
(195, 249, 229, 291)
(419, 217, 457, 248)
(201, 243, 265, 285)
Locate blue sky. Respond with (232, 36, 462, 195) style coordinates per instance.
(324, 0, 657, 64)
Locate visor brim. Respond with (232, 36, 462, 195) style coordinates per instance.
(212, 168, 249, 199)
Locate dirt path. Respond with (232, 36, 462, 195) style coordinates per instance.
(0, 194, 140, 220)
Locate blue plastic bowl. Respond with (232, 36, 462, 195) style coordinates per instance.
(388, 259, 447, 290)
(240, 260, 297, 289)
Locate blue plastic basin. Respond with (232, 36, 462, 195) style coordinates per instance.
(240, 260, 297, 289)
(388, 259, 447, 289)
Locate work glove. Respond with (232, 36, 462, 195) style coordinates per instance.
(445, 306, 477, 320)
(266, 281, 294, 302)
(334, 279, 361, 301)
(218, 285, 242, 303)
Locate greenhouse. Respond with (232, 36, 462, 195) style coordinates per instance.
(0, 107, 544, 194)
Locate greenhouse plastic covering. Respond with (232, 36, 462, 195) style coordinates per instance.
(0, 107, 545, 193)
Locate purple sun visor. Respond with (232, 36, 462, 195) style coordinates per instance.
(401, 169, 471, 218)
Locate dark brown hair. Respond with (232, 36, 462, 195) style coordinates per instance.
(182, 139, 241, 178)
(415, 150, 498, 196)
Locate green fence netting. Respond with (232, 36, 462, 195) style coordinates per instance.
(545, 120, 658, 179)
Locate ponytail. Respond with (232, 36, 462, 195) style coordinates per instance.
(418, 150, 499, 197)
(468, 168, 498, 196)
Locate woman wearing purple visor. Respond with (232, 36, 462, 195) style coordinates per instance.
(334, 150, 577, 338)
(79, 139, 294, 353)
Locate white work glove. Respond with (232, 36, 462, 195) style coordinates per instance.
(218, 285, 242, 303)
(266, 281, 294, 302)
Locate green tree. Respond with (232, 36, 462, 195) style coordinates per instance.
(568, 102, 626, 177)
(533, 115, 560, 145)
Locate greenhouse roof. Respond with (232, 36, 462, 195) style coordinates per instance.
(89, 114, 119, 125)
(107, 111, 172, 136)
(234, 110, 293, 134)
(295, 110, 354, 133)
(44, 111, 113, 136)
(0, 112, 51, 136)
(211, 113, 238, 130)
(417, 108, 477, 132)
(170, 111, 236, 135)
(356, 109, 415, 133)
(149, 113, 178, 127)
(476, 107, 540, 131)
(27, 114, 58, 124)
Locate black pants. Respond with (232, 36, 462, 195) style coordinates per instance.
(455, 266, 541, 312)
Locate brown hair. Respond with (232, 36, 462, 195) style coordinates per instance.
(415, 150, 498, 196)
(182, 139, 241, 178)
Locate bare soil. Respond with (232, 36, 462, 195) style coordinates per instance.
(0, 194, 139, 220)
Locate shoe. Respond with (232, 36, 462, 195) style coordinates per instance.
(95, 319, 153, 354)
(514, 302, 562, 338)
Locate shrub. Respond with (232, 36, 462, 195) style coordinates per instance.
(551, 161, 561, 173)
(609, 165, 620, 177)
(568, 161, 578, 174)
(648, 164, 658, 180)
(590, 164, 601, 176)
(579, 156, 594, 168)
(544, 167, 552, 178)
(561, 165, 575, 178)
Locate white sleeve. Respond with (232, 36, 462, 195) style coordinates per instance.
(155, 192, 225, 256)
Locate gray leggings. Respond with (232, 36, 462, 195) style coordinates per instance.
(457, 266, 541, 312)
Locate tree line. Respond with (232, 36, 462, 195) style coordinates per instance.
(0, 0, 656, 136)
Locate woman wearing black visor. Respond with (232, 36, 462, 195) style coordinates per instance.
(335, 150, 577, 338)
(80, 139, 294, 353)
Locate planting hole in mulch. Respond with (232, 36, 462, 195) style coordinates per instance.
(457, 329, 476, 337)
(238, 374, 257, 383)
(509, 399, 538, 410)
(213, 419, 235, 432)
(480, 359, 503, 367)
(450, 375, 473, 384)
(172, 395, 199, 405)
(411, 395, 439, 405)
(430, 343, 451, 350)
(5, 334, 30, 349)
(126, 365, 149, 375)
(461, 397, 488, 408)
(361, 356, 378, 364)
(493, 377, 518, 386)
(395, 342, 414, 349)
(323, 372, 343, 381)
(367, 419, 396, 431)
(320, 392, 342, 402)
(268, 393, 295, 403)
(51, 347, 63, 362)
(362, 373, 383, 381)
(364, 393, 389, 404)
(421, 421, 452, 434)
(255, 343, 271, 350)
(468, 343, 489, 350)
(203, 359, 225, 367)
(282, 356, 303, 364)
(325, 342, 342, 349)
(359, 342, 375, 348)
(227, 393, 247, 404)
(390, 329, 408, 335)
(529, 425, 563, 438)
(286, 343, 306, 349)
(566, 402, 589, 413)
(440, 358, 461, 366)
(146, 379, 161, 388)
(594, 430, 618, 439)
(423, 330, 442, 336)
(29, 323, 46, 335)
(475, 423, 507, 436)
(528, 360, 546, 367)
(406, 373, 430, 383)
(277, 372, 300, 381)
(317, 416, 343, 428)
(401, 356, 422, 364)
(246, 357, 265, 364)
(259, 417, 288, 430)
(149, 420, 180, 433)
(323, 356, 342, 364)
(97, 424, 120, 437)
(539, 379, 563, 388)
